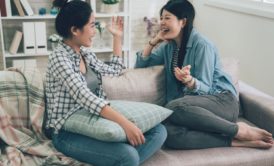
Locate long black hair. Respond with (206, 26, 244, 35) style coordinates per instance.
(160, 0, 195, 67)
(53, 0, 93, 39)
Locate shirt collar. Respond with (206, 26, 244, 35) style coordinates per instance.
(59, 40, 83, 60)
(186, 28, 197, 48)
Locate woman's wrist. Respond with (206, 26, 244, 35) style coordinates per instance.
(113, 36, 122, 41)
(186, 77, 195, 89)
(148, 37, 160, 47)
(148, 40, 157, 47)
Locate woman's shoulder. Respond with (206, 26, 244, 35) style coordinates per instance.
(50, 44, 67, 57)
(190, 29, 216, 49)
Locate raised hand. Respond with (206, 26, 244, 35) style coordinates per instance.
(107, 16, 123, 38)
(149, 30, 165, 46)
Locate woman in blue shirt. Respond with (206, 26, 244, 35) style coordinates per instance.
(136, 0, 273, 149)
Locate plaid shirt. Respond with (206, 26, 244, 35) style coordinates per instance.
(45, 41, 125, 132)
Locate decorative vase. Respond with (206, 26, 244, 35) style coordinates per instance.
(100, 3, 120, 13)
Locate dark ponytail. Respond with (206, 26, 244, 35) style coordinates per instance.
(53, 0, 93, 39)
(160, 0, 195, 67)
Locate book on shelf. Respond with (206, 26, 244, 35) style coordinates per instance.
(5, 0, 12, 16)
(9, 30, 23, 54)
(19, 0, 34, 16)
(10, 0, 19, 16)
(34, 22, 47, 54)
(23, 22, 36, 54)
(13, 0, 25, 16)
(0, 0, 7, 17)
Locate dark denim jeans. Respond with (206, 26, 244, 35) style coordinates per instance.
(164, 91, 239, 149)
(52, 124, 167, 166)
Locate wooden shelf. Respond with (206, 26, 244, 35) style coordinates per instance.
(5, 52, 50, 58)
(4, 47, 130, 57)
(1, 15, 56, 20)
(96, 12, 129, 18)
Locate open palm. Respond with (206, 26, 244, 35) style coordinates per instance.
(107, 16, 123, 38)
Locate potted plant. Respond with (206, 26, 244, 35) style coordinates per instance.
(95, 21, 106, 38)
(93, 21, 107, 48)
(48, 34, 62, 49)
(100, 0, 120, 13)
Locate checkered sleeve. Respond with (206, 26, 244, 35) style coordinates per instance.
(89, 52, 125, 76)
(51, 52, 108, 115)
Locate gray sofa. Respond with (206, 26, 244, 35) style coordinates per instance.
(0, 59, 273, 166)
(102, 62, 274, 166)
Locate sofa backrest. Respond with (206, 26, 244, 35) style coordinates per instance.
(102, 65, 166, 106)
(102, 58, 239, 106)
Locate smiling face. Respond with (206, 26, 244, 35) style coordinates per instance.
(160, 10, 186, 41)
(72, 13, 97, 48)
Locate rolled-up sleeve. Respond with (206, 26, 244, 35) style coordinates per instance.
(135, 43, 166, 68)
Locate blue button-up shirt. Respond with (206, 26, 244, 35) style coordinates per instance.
(135, 28, 237, 103)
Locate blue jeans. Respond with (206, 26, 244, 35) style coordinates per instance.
(52, 124, 167, 166)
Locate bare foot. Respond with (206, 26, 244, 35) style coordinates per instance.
(232, 139, 273, 149)
(235, 122, 273, 141)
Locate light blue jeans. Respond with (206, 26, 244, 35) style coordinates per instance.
(52, 124, 167, 166)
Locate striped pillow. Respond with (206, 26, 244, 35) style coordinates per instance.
(63, 100, 172, 142)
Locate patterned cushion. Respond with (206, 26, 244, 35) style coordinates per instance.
(63, 100, 172, 142)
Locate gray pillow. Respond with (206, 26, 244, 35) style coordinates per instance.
(63, 100, 172, 142)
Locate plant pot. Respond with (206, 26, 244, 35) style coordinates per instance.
(100, 3, 120, 13)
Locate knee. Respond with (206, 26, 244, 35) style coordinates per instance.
(165, 99, 188, 112)
(117, 146, 139, 166)
(157, 124, 168, 143)
(164, 124, 188, 149)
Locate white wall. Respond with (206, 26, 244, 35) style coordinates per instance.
(192, 0, 274, 96)
(130, 0, 167, 67)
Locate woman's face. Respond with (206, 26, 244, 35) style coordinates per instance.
(160, 10, 185, 40)
(74, 13, 96, 48)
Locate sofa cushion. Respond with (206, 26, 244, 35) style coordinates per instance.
(141, 146, 274, 166)
(102, 65, 166, 106)
(63, 100, 172, 142)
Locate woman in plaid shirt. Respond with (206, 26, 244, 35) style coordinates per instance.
(45, 0, 167, 165)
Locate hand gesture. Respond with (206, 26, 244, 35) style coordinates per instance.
(122, 120, 145, 146)
(155, 30, 165, 42)
(149, 30, 165, 46)
(107, 16, 123, 38)
(174, 65, 191, 82)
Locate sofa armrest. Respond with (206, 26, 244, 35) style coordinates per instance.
(239, 81, 274, 134)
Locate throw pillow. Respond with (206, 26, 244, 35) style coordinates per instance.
(102, 65, 166, 106)
(63, 100, 172, 142)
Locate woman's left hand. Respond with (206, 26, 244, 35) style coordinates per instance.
(107, 16, 123, 38)
(174, 65, 192, 83)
